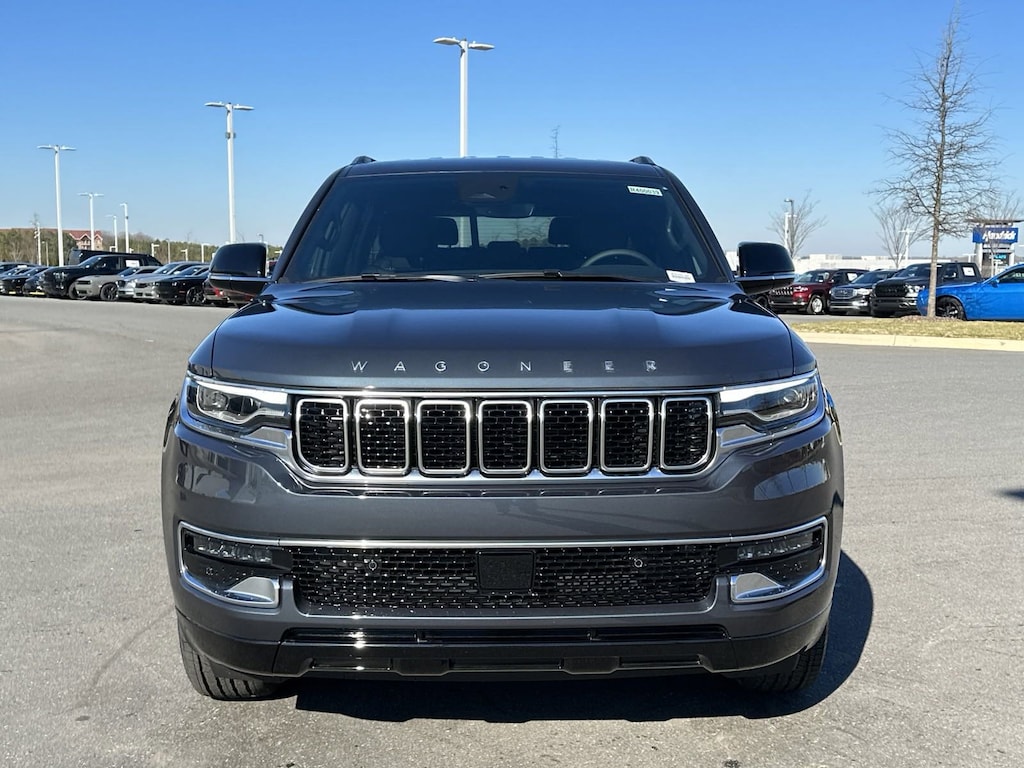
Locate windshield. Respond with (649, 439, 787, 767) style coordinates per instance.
(281, 172, 729, 284)
(895, 264, 931, 278)
(852, 270, 894, 285)
(794, 271, 829, 283)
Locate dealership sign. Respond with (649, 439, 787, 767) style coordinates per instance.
(972, 227, 1018, 244)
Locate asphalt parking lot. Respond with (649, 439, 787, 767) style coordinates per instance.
(1, 298, 1021, 768)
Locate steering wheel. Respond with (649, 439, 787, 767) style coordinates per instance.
(580, 249, 658, 269)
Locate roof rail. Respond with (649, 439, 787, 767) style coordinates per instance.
(349, 155, 376, 165)
(629, 156, 656, 166)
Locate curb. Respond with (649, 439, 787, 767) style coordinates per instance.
(794, 331, 1024, 353)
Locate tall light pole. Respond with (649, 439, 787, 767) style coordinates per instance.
(433, 37, 494, 157)
(205, 101, 254, 242)
(34, 221, 42, 264)
(121, 202, 130, 252)
(783, 197, 795, 255)
(106, 213, 119, 251)
(38, 144, 76, 266)
(79, 192, 103, 250)
(900, 228, 912, 266)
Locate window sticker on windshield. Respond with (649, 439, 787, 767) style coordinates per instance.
(666, 270, 695, 283)
(627, 185, 663, 197)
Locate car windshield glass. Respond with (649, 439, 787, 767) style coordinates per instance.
(281, 171, 729, 284)
(78, 256, 102, 267)
(852, 271, 891, 285)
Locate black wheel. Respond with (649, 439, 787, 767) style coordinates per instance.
(806, 294, 825, 315)
(177, 618, 281, 700)
(99, 282, 119, 302)
(734, 623, 828, 693)
(185, 285, 205, 306)
(935, 297, 965, 320)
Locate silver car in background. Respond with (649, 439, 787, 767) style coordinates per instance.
(72, 266, 159, 301)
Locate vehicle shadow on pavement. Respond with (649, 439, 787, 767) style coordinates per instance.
(292, 552, 871, 722)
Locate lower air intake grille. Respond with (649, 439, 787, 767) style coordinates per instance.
(290, 543, 718, 613)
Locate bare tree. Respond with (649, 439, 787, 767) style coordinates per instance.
(768, 192, 827, 259)
(872, 202, 929, 268)
(980, 190, 1023, 221)
(876, 7, 999, 316)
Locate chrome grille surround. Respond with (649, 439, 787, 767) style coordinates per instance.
(294, 392, 713, 479)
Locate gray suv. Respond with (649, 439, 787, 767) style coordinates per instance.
(162, 156, 844, 699)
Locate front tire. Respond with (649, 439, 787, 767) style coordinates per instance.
(935, 297, 965, 320)
(99, 283, 119, 302)
(177, 618, 282, 700)
(806, 294, 825, 315)
(733, 623, 828, 693)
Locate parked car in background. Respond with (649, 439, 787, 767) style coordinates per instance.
(769, 268, 866, 315)
(917, 263, 1024, 320)
(0, 265, 47, 296)
(870, 261, 983, 317)
(71, 265, 160, 301)
(0, 261, 32, 274)
(152, 265, 211, 305)
(827, 269, 898, 315)
(39, 253, 161, 298)
(122, 261, 204, 302)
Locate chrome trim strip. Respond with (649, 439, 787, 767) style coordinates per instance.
(180, 517, 827, 551)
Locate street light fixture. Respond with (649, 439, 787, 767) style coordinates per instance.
(205, 101, 254, 243)
(38, 144, 76, 266)
(106, 213, 119, 251)
(78, 192, 103, 250)
(121, 202, 131, 252)
(783, 198, 795, 255)
(433, 36, 494, 157)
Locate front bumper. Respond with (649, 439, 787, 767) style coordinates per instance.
(870, 296, 918, 315)
(163, 399, 844, 681)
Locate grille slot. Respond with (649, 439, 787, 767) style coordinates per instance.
(356, 399, 410, 474)
(293, 394, 713, 478)
(540, 400, 593, 473)
(290, 543, 718, 613)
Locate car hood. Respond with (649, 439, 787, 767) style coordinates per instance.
(191, 281, 812, 389)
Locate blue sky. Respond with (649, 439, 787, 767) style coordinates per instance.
(2, 0, 1021, 258)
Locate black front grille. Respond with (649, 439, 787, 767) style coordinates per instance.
(873, 282, 906, 298)
(295, 394, 713, 477)
(290, 543, 719, 613)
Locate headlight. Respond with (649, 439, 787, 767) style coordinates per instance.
(905, 284, 923, 295)
(719, 373, 822, 433)
(183, 375, 289, 430)
(854, 288, 870, 297)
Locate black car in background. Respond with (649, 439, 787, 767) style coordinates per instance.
(827, 268, 898, 315)
(0, 265, 48, 296)
(39, 253, 162, 298)
(152, 265, 211, 305)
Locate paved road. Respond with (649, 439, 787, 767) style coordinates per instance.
(1, 298, 1021, 767)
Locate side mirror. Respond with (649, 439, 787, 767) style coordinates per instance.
(209, 243, 270, 299)
(735, 241, 795, 295)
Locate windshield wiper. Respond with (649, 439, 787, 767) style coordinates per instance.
(305, 273, 471, 286)
(478, 270, 652, 282)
